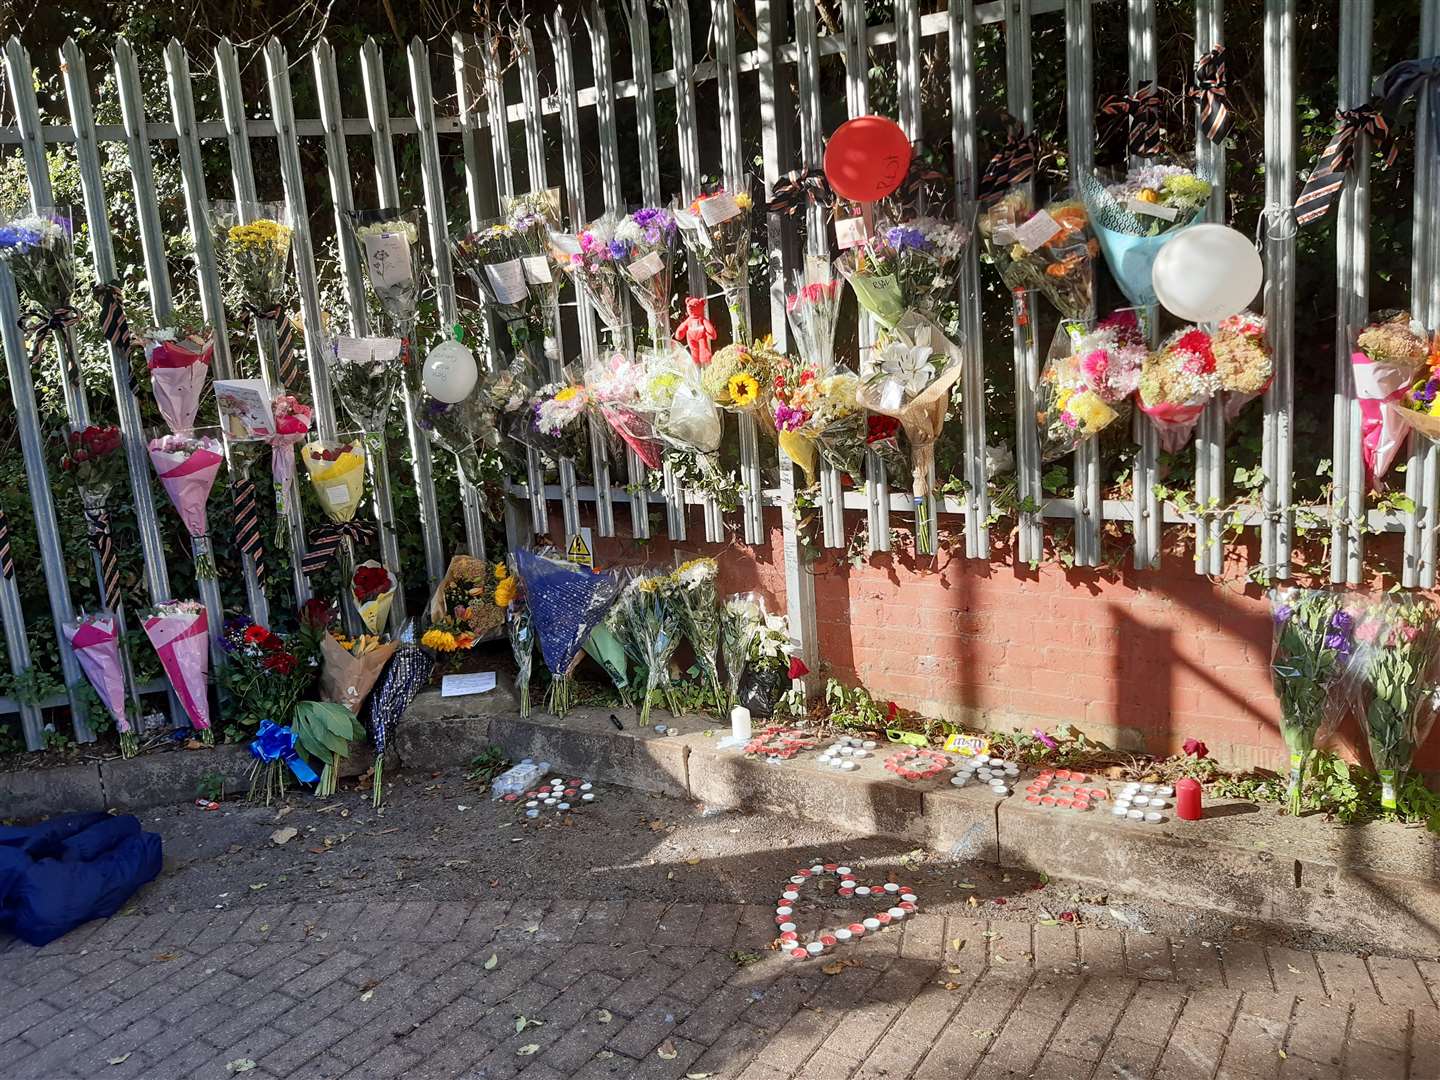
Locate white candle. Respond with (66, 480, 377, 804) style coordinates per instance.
(730, 705, 753, 743)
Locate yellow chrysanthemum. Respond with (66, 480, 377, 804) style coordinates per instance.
(494, 562, 509, 581)
(727, 372, 759, 407)
(494, 576, 517, 608)
(421, 628, 458, 652)
(555, 386, 581, 404)
(1068, 391, 1116, 432)
(734, 192, 753, 211)
(226, 218, 292, 252)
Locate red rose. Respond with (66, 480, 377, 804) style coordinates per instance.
(1182, 737, 1208, 759)
(787, 657, 809, 680)
(866, 415, 899, 444)
(260, 631, 284, 652)
(352, 565, 393, 602)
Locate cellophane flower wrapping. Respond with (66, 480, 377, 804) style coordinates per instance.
(675, 186, 754, 331)
(720, 592, 765, 710)
(62, 615, 129, 742)
(419, 393, 501, 486)
(534, 381, 591, 441)
(347, 208, 421, 330)
(835, 215, 973, 331)
(1079, 164, 1213, 307)
(702, 340, 782, 413)
(0, 208, 74, 310)
(455, 220, 547, 354)
(637, 346, 731, 506)
(301, 438, 366, 523)
(1268, 588, 1354, 815)
(1037, 315, 1145, 461)
(260, 394, 315, 502)
(512, 548, 625, 718)
(142, 600, 211, 733)
(671, 557, 723, 710)
(616, 206, 678, 330)
(1137, 326, 1221, 452)
(786, 273, 843, 371)
(557, 216, 629, 334)
(509, 593, 536, 719)
(1353, 312, 1429, 481)
(1346, 595, 1440, 810)
(60, 424, 126, 507)
(586, 350, 664, 469)
(351, 560, 397, 635)
(771, 355, 867, 483)
(425, 555, 510, 649)
(328, 336, 403, 433)
(147, 433, 224, 540)
(212, 201, 292, 312)
(1213, 311, 1274, 420)
(140, 308, 214, 436)
(368, 620, 434, 806)
(1384, 321, 1440, 446)
(504, 189, 565, 329)
(855, 318, 965, 553)
(608, 572, 684, 725)
(979, 188, 1096, 320)
(319, 634, 397, 716)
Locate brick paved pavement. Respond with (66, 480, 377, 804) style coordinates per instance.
(3, 897, 1437, 1080)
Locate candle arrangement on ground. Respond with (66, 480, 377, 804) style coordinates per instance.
(883, 748, 951, 782)
(950, 754, 1021, 795)
(772, 863, 921, 961)
(499, 775, 599, 819)
(743, 726, 818, 760)
(816, 735, 879, 771)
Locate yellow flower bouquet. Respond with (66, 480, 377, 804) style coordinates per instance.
(301, 438, 366, 523)
(351, 560, 397, 635)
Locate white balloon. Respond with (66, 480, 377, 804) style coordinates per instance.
(1150, 223, 1264, 324)
(422, 339, 478, 403)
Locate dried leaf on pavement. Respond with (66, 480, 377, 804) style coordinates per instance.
(657, 1041, 678, 1059)
(270, 827, 298, 846)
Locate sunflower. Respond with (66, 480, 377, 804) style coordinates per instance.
(727, 372, 760, 407)
(494, 562, 509, 581)
(421, 628, 458, 652)
(494, 575, 517, 608)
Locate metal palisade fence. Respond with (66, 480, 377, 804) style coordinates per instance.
(0, 0, 1434, 751)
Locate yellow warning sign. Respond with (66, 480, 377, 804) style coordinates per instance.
(566, 529, 593, 569)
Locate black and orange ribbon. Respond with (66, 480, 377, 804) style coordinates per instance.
(1189, 46, 1233, 143)
(977, 125, 1038, 206)
(231, 472, 266, 584)
(245, 304, 301, 392)
(1374, 56, 1440, 145)
(894, 162, 952, 208)
(0, 503, 15, 580)
(767, 167, 834, 216)
(301, 519, 376, 577)
(91, 281, 134, 354)
(83, 503, 122, 610)
(19, 307, 82, 386)
(1295, 105, 1396, 227)
(1099, 80, 1166, 158)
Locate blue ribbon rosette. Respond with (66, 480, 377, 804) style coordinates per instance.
(249, 719, 319, 784)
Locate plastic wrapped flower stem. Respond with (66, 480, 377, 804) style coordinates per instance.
(675, 186, 754, 338)
(510, 602, 535, 718)
(616, 206, 678, 336)
(671, 558, 723, 712)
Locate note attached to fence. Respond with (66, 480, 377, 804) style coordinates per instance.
(484, 260, 530, 305)
(1013, 210, 1062, 253)
(521, 256, 553, 284)
(698, 193, 741, 226)
(626, 251, 664, 282)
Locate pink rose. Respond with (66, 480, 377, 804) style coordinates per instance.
(1355, 620, 1382, 644)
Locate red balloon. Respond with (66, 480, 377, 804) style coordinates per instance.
(823, 116, 913, 202)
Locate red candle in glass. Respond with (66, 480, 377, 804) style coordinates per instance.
(1176, 778, 1203, 821)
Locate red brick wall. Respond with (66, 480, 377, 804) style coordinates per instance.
(581, 508, 1437, 774)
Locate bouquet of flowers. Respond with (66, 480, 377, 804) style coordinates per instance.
(534, 381, 591, 441)
(1386, 323, 1440, 449)
(1137, 327, 1222, 452)
(855, 320, 965, 553)
(1352, 312, 1430, 482)
(1079, 164, 1213, 306)
(368, 620, 434, 806)
(147, 432, 225, 578)
(421, 555, 512, 652)
(512, 548, 624, 717)
(671, 557, 723, 711)
(328, 336, 403, 434)
(979, 189, 1096, 319)
(346, 208, 421, 333)
(1212, 311, 1274, 420)
(609, 573, 684, 725)
(214, 203, 292, 312)
(217, 613, 324, 735)
(675, 185, 754, 334)
(617, 206, 678, 332)
(351, 560, 398, 634)
(246, 719, 318, 805)
(558, 216, 629, 335)
(720, 593, 764, 711)
(702, 340, 781, 413)
(637, 347, 729, 504)
(1268, 589, 1354, 815)
(139, 307, 213, 435)
(61, 424, 128, 604)
(586, 351, 664, 469)
(786, 272, 843, 371)
(835, 216, 973, 330)
(0, 208, 74, 312)
(301, 438, 366, 523)
(770, 357, 867, 483)
(319, 633, 397, 717)
(419, 393, 502, 488)
(142, 600, 212, 742)
(504, 188, 565, 324)
(1036, 315, 1146, 461)
(1347, 596, 1440, 810)
(62, 614, 133, 757)
(741, 606, 799, 717)
(507, 560, 536, 718)
(454, 222, 543, 353)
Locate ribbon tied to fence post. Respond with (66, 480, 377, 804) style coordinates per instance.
(231, 470, 266, 583)
(1295, 105, 1396, 226)
(243, 302, 301, 392)
(301, 518, 376, 577)
(1099, 80, 1166, 159)
(1189, 45, 1234, 143)
(19, 306, 82, 385)
(0, 502, 15, 580)
(977, 122, 1038, 206)
(1374, 55, 1440, 147)
(767, 167, 835, 216)
(82, 501, 122, 610)
(91, 281, 134, 354)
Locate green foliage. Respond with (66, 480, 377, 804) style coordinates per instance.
(1212, 751, 1440, 832)
(195, 769, 225, 802)
(468, 745, 509, 788)
(822, 677, 888, 732)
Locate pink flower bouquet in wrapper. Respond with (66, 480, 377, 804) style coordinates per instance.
(143, 600, 212, 743)
(140, 308, 213, 435)
(1213, 311, 1274, 421)
(1136, 327, 1221, 453)
(586, 350, 664, 469)
(62, 614, 134, 757)
(1036, 313, 1146, 462)
(264, 394, 314, 516)
(147, 432, 225, 578)
(1351, 312, 1429, 483)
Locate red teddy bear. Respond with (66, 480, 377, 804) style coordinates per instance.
(673, 297, 717, 367)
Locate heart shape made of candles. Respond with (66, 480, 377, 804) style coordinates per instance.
(772, 862, 921, 960)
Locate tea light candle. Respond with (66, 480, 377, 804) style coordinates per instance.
(806, 942, 825, 956)
(900, 892, 917, 903)
(526, 809, 540, 818)
(779, 921, 797, 933)
(862, 917, 881, 931)
(558, 802, 571, 810)
(1141, 783, 1158, 793)
(776, 906, 793, 916)
(992, 785, 1010, 796)
(887, 907, 906, 921)
(863, 741, 877, 750)
(580, 782, 592, 791)
(848, 922, 866, 937)
(950, 775, 969, 787)
(1145, 811, 1163, 823)
(582, 793, 595, 801)
(1157, 785, 1174, 797)
(834, 928, 853, 942)
(730, 705, 753, 744)
(1111, 805, 1128, 817)
(841, 761, 859, 771)
(789, 947, 809, 959)
(1127, 809, 1143, 820)
(790, 875, 807, 885)
(836, 866, 852, 875)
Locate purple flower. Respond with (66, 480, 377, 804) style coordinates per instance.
(1272, 604, 1294, 624)
(1328, 610, 1355, 633)
(1323, 631, 1353, 657)
(606, 240, 627, 261)
(883, 225, 932, 252)
(1032, 728, 1057, 749)
(773, 403, 806, 431)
